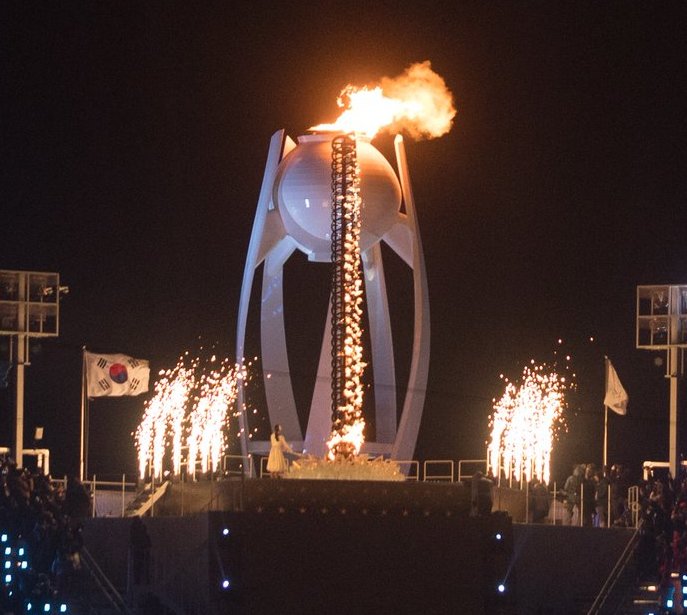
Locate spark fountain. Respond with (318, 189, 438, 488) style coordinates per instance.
(235, 62, 456, 477)
(135, 353, 248, 480)
(487, 361, 570, 486)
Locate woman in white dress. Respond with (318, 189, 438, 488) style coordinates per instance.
(266, 424, 294, 477)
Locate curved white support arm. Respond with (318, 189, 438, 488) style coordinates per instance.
(261, 238, 301, 440)
(303, 296, 335, 457)
(391, 135, 430, 461)
(236, 130, 293, 465)
(362, 244, 397, 443)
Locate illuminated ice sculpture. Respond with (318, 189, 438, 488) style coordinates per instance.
(236, 130, 429, 467)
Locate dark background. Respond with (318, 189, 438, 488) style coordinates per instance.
(2, 1, 686, 481)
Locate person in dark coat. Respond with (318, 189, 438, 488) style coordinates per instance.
(471, 471, 493, 516)
(130, 516, 151, 585)
(65, 476, 91, 518)
(595, 468, 610, 527)
(531, 479, 550, 523)
(563, 465, 582, 525)
(582, 465, 596, 526)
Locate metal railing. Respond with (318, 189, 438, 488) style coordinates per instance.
(457, 459, 487, 482)
(395, 460, 420, 481)
(586, 523, 642, 614)
(52, 474, 139, 518)
(423, 459, 454, 482)
(89, 475, 138, 518)
(259, 455, 293, 478)
(222, 453, 253, 477)
(82, 546, 134, 614)
(628, 485, 640, 528)
(124, 480, 170, 518)
(91, 456, 648, 530)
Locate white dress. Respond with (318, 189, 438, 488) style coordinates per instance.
(267, 433, 293, 473)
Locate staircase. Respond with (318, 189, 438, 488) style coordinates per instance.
(76, 546, 134, 615)
(586, 523, 667, 614)
(123, 481, 170, 517)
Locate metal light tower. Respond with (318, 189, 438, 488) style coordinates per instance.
(236, 130, 430, 469)
(636, 284, 687, 477)
(0, 270, 63, 468)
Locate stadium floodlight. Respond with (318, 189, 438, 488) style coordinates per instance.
(637, 285, 687, 476)
(0, 270, 63, 468)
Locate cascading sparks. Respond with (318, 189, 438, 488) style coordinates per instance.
(327, 134, 366, 460)
(487, 361, 568, 485)
(135, 361, 194, 480)
(186, 358, 244, 478)
(135, 353, 248, 480)
(310, 61, 456, 140)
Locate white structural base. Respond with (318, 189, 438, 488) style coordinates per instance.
(235, 130, 430, 471)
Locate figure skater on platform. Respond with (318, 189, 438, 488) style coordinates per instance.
(267, 424, 294, 478)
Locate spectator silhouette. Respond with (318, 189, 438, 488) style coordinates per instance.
(65, 476, 91, 518)
(130, 516, 152, 585)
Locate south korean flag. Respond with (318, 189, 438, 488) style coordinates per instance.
(85, 351, 150, 398)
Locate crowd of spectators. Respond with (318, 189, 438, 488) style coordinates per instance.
(634, 469, 687, 591)
(558, 464, 687, 606)
(0, 455, 91, 612)
(559, 463, 633, 527)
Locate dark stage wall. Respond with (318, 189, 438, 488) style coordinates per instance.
(81, 479, 634, 614)
(83, 481, 512, 615)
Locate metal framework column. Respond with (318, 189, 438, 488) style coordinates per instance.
(15, 273, 26, 469)
(668, 285, 682, 477)
(329, 134, 364, 459)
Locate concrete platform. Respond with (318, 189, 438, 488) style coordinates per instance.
(154, 477, 473, 517)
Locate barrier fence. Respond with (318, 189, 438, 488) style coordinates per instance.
(68, 457, 645, 527)
(423, 459, 454, 482)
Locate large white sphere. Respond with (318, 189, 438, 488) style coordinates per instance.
(273, 133, 401, 257)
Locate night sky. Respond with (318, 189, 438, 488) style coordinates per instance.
(2, 2, 687, 482)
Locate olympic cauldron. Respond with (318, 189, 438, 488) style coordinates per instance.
(236, 130, 430, 470)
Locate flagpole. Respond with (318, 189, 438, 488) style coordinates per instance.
(603, 405, 608, 469)
(80, 347, 87, 481)
(603, 356, 608, 469)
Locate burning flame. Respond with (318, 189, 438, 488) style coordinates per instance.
(310, 61, 456, 139)
(487, 362, 569, 485)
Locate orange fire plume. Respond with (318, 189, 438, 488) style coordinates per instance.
(310, 61, 457, 139)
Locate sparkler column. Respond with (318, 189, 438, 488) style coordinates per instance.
(487, 365, 567, 486)
(328, 135, 365, 459)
